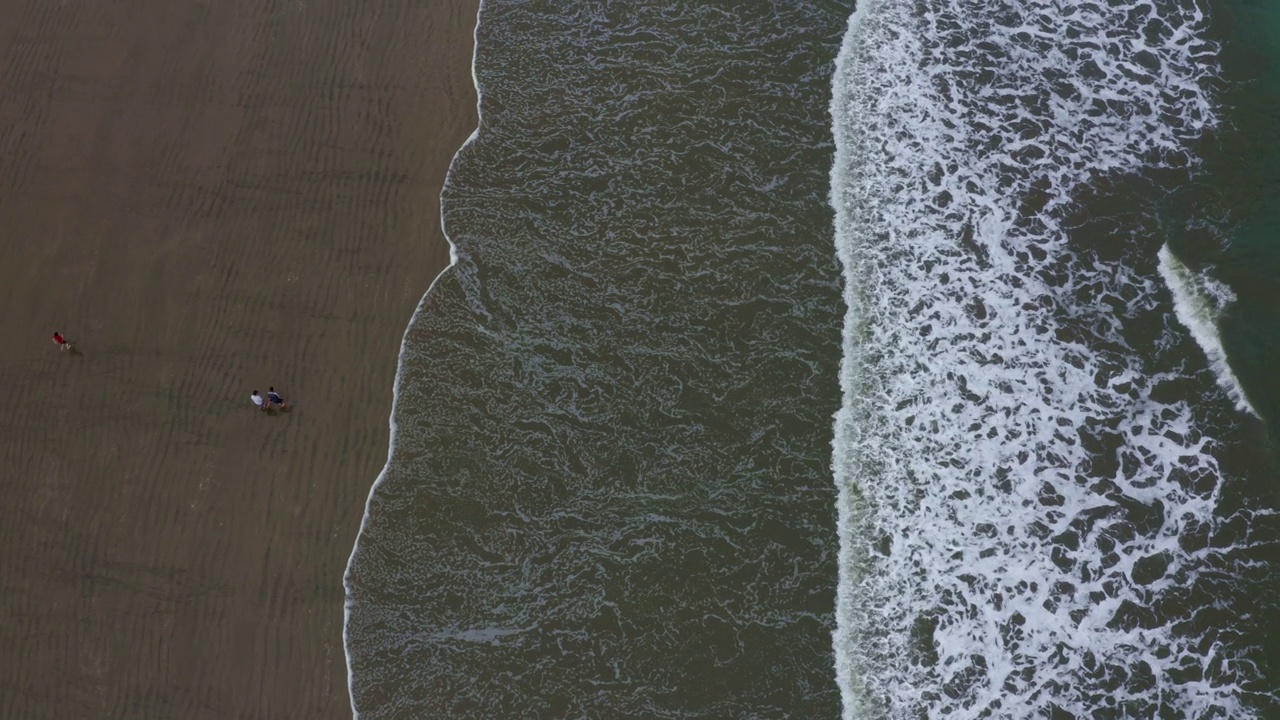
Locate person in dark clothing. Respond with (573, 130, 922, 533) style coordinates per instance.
(266, 387, 287, 409)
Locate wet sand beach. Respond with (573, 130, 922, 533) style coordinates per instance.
(0, 1, 477, 717)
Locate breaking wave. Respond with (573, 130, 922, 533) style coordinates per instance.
(830, 0, 1261, 716)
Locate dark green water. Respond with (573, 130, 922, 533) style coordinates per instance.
(1210, 0, 1280, 707)
(1104, 0, 1280, 707)
(1208, 0, 1280, 428)
(830, 0, 1280, 716)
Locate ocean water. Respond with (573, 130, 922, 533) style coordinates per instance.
(346, 0, 1280, 718)
(832, 0, 1280, 717)
(344, 2, 852, 717)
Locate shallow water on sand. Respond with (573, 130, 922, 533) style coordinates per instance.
(346, 0, 1280, 717)
(344, 3, 852, 717)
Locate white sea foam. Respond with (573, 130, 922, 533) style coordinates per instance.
(341, 2, 486, 717)
(830, 0, 1256, 716)
(1157, 244, 1257, 417)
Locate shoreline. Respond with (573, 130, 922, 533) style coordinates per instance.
(341, 47, 483, 720)
(0, 1, 479, 717)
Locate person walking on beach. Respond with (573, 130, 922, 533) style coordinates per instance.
(51, 331, 71, 352)
(251, 390, 267, 411)
(266, 387, 287, 409)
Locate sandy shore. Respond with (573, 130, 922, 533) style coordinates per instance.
(0, 1, 477, 717)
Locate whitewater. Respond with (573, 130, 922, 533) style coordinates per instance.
(830, 0, 1264, 717)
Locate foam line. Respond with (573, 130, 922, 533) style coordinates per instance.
(341, 1, 487, 717)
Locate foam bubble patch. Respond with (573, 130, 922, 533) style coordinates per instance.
(829, 0, 1260, 716)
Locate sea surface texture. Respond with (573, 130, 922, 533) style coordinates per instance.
(832, 0, 1280, 718)
(346, 0, 1280, 717)
(344, 2, 851, 717)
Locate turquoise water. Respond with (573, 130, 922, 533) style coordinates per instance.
(343, 1, 1280, 717)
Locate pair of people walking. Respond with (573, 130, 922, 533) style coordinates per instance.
(251, 387, 287, 412)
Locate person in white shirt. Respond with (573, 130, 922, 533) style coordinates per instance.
(251, 390, 267, 411)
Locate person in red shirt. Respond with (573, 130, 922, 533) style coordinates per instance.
(52, 331, 71, 352)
